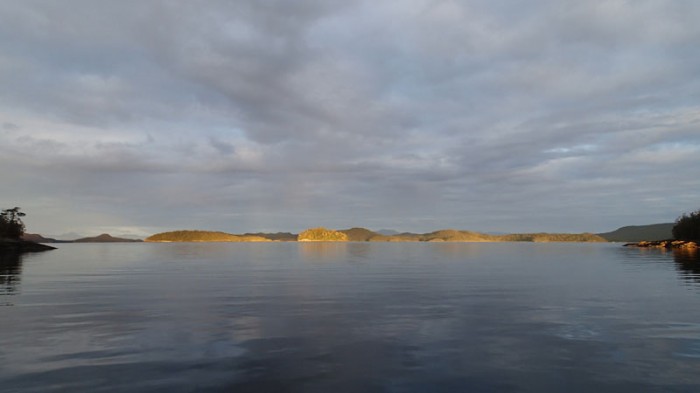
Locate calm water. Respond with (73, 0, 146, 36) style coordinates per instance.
(2, 242, 700, 392)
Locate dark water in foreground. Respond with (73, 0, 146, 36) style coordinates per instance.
(2, 243, 700, 392)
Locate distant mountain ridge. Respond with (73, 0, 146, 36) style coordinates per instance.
(22, 233, 142, 243)
(146, 228, 607, 243)
(22, 233, 67, 243)
(74, 234, 143, 243)
(24, 223, 676, 244)
(597, 223, 673, 242)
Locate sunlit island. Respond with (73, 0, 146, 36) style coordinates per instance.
(143, 209, 700, 245)
(144, 227, 607, 243)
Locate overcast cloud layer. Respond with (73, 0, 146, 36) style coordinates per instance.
(1, 0, 699, 238)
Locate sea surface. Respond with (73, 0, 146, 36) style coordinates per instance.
(2, 242, 700, 392)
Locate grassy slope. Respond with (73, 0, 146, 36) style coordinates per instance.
(339, 227, 380, 241)
(243, 232, 298, 241)
(145, 230, 270, 242)
(597, 223, 673, 242)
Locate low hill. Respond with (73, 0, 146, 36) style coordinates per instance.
(298, 228, 349, 242)
(368, 230, 605, 243)
(598, 223, 674, 242)
(146, 230, 270, 242)
(21, 233, 68, 243)
(339, 227, 380, 241)
(368, 235, 416, 242)
(243, 232, 298, 241)
(420, 229, 496, 242)
(74, 234, 143, 243)
(499, 233, 607, 242)
(371, 232, 425, 242)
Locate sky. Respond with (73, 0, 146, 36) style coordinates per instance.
(1, 0, 699, 239)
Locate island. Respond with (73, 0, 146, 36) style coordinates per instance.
(624, 209, 699, 250)
(144, 227, 607, 243)
(145, 230, 271, 242)
(73, 234, 143, 243)
(0, 238, 56, 253)
(298, 228, 349, 242)
(15, 205, 697, 247)
(1, 207, 55, 253)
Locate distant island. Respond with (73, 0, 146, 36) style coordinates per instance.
(145, 230, 271, 242)
(73, 234, 142, 243)
(14, 207, 698, 247)
(299, 228, 349, 241)
(20, 223, 683, 244)
(144, 228, 607, 243)
(22, 233, 142, 243)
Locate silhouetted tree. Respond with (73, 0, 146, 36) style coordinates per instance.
(672, 209, 700, 241)
(0, 207, 26, 240)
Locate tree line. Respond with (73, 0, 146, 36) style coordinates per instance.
(673, 209, 700, 241)
(0, 207, 26, 240)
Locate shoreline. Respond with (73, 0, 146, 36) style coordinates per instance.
(0, 239, 57, 253)
(623, 240, 698, 250)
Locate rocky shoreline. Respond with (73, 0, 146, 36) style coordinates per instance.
(0, 238, 57, 253)
(624, 240, 698, 250)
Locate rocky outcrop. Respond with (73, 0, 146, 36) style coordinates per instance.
(624, 240, 698, 250)
(0, 238, 56, 252)
(298, 228, 349, 242)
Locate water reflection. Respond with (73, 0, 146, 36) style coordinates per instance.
(298, 242, 349, 262)
(621, 246, 700, 287)
(429, 242, 489, 259)
(347, 242, 371, 261)
(0, 252, 23, 298)
(4, 243, 700, 392)
(673, 248, 700, 283)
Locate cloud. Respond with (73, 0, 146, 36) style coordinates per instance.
(1, 0, 699, 236)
